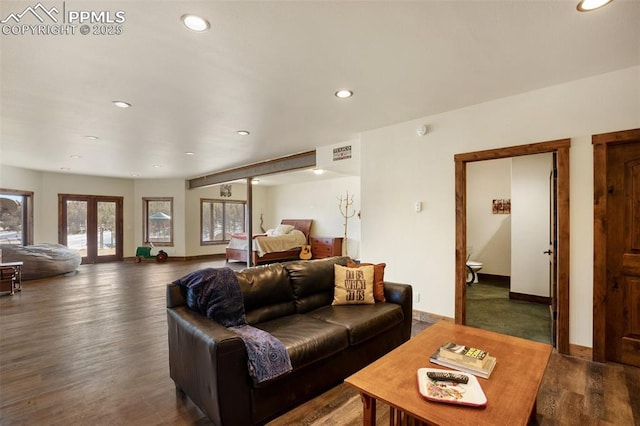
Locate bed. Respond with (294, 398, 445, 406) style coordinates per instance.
(225, 219, 312, 265)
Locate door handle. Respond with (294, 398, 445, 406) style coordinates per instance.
(543, 250, 552, 255)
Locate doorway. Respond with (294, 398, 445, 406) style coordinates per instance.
(465, 153, 554, 344)
(454, 139, 571, 354)
(59, 194, 123, 264)
(593, 128, 640, 366)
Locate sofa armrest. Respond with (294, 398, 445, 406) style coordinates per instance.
(167, 284, 252, 425)
(383, 282, 413, 342)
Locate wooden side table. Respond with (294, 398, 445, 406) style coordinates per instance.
(0, 261, 23, 296)
(310, 237, 343, 259)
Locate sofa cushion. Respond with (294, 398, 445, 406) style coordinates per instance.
(284, 256, 350, 313)
(254, 314, 349, 371)
(236, 263, 296, 325)
(347, 261, 387, 302)
(307, 303, 404, 346)
(332, 264, 375, 305)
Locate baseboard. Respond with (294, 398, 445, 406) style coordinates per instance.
(477, 273, 510, 285)
(124, 253, 227, 262)
(568, 343, 592, 361)
(412, 310, 453, 323)
(186, 253, 227, 261)
(509, 291, 551, 305)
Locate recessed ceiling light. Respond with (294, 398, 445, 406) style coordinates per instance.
(251, 179, 260, 184)
(85, 136, 99, 140)
(335, 89, 353, 98)
(185, 151, 195, 156)
(131, 173, 139, 177)
(237, 130, 250, 136)
(70, 155, 82, 159)
(152, 164, 161, 168)
(112, 100, 131, 108)
(181, 14, 210, 32)
(313, 168, 324, 175)
(576, 0, 613, 11)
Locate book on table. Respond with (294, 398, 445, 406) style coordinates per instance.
(437, 342, 489, 369)
(429, 342, 496, 379)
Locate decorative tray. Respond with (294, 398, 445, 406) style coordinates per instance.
(417, 368, 487, 407)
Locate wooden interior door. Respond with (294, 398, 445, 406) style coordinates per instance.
(549, 154, 558, 346)
(605, 140, 640, 366)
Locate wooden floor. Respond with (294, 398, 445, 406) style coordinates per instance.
(1, 259, 638, 425)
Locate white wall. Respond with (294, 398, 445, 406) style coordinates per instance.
(511, 153, 553, 297)
(361, 66, 640, 348)
(267, 175, 361, 258)
(0, 166, 136, 253)
(466, 158, 511, 276)
(0, 164, 328, 259)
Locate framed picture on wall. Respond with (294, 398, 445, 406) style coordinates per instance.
(220, 184, 232, 197)
(492, 199, 511, 214)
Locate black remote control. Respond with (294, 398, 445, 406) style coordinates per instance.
(426, 371, 469, 384)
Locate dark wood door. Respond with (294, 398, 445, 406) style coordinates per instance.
(606, 140, 640, 366)
(549, 154, 558, 346)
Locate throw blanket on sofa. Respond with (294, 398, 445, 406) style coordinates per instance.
(173, 268, 292, 383)
(229, 325, 293, 384)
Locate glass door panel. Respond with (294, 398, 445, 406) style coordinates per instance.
(97, 201, 116, 258)
(65, 200, 88, 258)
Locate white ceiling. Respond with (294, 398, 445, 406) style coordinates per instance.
(1, 1, 639, 182)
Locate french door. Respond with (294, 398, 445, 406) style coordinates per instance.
(59, 194, 123, 264)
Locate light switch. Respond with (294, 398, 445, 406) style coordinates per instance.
(415, 201, 422, 212)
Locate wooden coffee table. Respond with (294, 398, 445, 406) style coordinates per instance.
(345, 321, 552, 425)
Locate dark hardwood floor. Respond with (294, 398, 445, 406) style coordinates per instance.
(1, 259, 638, 425)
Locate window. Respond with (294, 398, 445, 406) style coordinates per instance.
(143, 197, 173, 246)
(201, 199, 245, 244)
(0, 189, 33, 245)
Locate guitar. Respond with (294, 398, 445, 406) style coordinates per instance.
(299, 244, 312, 260)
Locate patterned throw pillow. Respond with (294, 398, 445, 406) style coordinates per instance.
(347, 261, 386, 302)
(332, 264, 375, 305)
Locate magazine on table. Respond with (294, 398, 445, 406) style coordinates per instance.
(437, 342, 490, 369)
(429, 344, 497, 379)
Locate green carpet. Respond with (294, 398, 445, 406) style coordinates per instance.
(466, 280, 552, 344)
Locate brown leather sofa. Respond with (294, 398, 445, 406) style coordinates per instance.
(166, 256, 413, 425)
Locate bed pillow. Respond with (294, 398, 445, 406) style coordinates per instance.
(272, 224, 295, 236)
(347, 261, 386, 302)
(332, 264, 375, 305)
